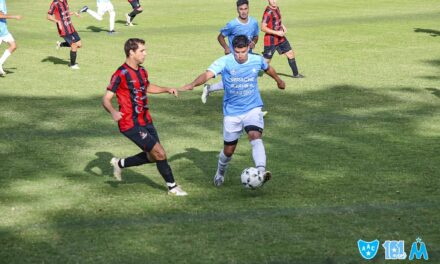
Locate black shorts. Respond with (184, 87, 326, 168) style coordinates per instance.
(63, 31, 81, 45)
(122, 124, 160, 153)
(263, 39, 293, 59)
(129, 0, 141, 9)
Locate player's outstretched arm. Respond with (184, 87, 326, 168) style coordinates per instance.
(147, 84, 178, 97)
(180, 71, 215, 91)
(0, 12, 21, 20)
(265, 65, 285, 90)
(102, 91, 123, 121)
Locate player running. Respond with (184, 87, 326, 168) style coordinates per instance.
(79, 0, 116, 34)
(0, 0, 21, 76)
(125, 0, 143, 26)
(47, 0, 82, 69)
(261, 0, 304, 78)
(181, 35, 285, 187)
(102, 38, 188, 196)
(201, 0, 259, 104)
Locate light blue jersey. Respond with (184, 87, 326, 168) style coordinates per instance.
(220, 17, 259, 50)
(0, 0, 9, 37)
(208, 53, 269, 116)
(97, 0, 111, 4)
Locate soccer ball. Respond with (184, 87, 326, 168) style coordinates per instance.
(240, 167, 264, 189)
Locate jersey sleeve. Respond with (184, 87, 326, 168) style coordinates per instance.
(48, 2, 56, 15)
(252, 19, 259, 38)
(260, 56, 269, 71)
(207, 56, 228, 77)
(220, 22, 233, 37)
(262, 9, 271, 24)
(107, 72, 122, 92)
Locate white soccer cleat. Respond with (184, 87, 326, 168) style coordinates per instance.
(79, 6, 88, 13)
(262, 111, 268, 117)
(201, 84, 210, 104)
(213, 173, 224, 186)
(110, 157, 122, 181)
(70, 64, 80, 70)
(56, 41, 61, 50)
(0, 64, 5, 76)
(168, 185, 188, 196)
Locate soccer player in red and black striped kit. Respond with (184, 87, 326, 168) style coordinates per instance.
(261, 0, 304, 78)
(47, 0, 82, 69)
(102, 38, 188, 196)
(125, 0, 143, 26)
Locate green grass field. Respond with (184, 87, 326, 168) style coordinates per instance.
(1, 0, 439, 263)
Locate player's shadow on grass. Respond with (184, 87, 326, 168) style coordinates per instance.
(84, 151, 165, 191)
(41, 56, 69, 65)
(277, 73, 294, 78)
(414, 28, 440, 37)
(85, 26, 106, 33)
(169, 148, 219, 177)
(426, 88, 440, 98)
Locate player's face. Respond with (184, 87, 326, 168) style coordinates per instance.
(131, 44, 147, 64)
(268, 0, 277, 7)
(237, 4, 249, 20)
(233, 46, 249, 64)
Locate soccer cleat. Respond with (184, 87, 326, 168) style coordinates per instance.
(110, 157, 122, 181)
(168, 186, 188, 196)
(70, 64, 80, 70)
(0, 64, 5, 76)
(56, 41, 61, 50)
(262, 111, 268, 117)
(262, 171, 272, 185)
(213, 173, 224, 186)
(79, 6, 88, 13)
(293, 74, 305, 78)
(201, 84, 210, 104)
(125, 13, 131, 26)
(108, 30, 116, 35)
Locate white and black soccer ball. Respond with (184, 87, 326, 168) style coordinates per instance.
(240, 167, 264, 189)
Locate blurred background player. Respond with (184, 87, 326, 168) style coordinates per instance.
(47, 0, 82, 69)
(201, 0, 259, 104)
(79, 0, 116, 34)
(181, 35, 285, 187)
(125, 0, 143, 26)
(102, 38, 187, 196)
(261, 0, 304, 78)
(0, 0, 21, 76)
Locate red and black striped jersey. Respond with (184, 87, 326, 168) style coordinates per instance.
(107, 63, 152, 132)
(262, 6, 286, 46)
(48, 0, 76, 37)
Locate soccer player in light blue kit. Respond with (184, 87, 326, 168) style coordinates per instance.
(182, 35, 285, 186)
(0, 0, 21, 76)
(201, 0, 259, 104)
(79, 0, 116, 34)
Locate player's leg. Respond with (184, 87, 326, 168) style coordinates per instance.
(86, 8, 103, 21)
(214, 115, 242, 186)
(0, 34, 16, 75)
(69, 33, 81, 69)
(279, 40, 304, 78)
(107, 3, 116, 33)
(244, 107, 271, 183)
(126, 0, 143, 26)
(201, 80, 224, 104)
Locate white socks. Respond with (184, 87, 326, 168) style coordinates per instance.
(250, 139, 266, 173)
(207, 81, 224, 93)
(0, 50, 11, 65)
(109, 11, 116, 31)
(216, 150, 232, 176)
(86, 9, 103, 20)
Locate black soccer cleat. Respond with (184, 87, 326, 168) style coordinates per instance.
(79, 6, 88, 13)
(293, 74, 305, 78)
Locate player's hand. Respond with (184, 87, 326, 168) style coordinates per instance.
(276, 31, 285, 37)
(111, 111, 123, 121)
(249, 41, 256, 49)
(277, 79, 286, 90)
(73, 12, 80, 17)
(224, 47, 231, 55)
(168, 88, 178, 97)
(15, 15, 22, 20)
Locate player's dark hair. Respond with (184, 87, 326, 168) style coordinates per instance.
(236, 0, 249, 7)
(232, 35, 249, 49)
(124, 38, 145, 57)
